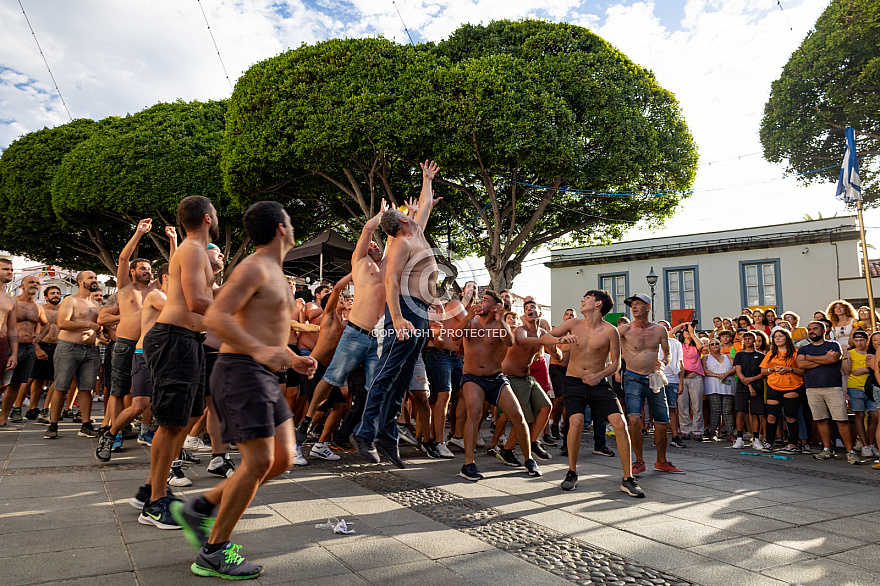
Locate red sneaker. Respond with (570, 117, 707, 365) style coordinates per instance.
(655, 461, 685, 474)
(631, 461, 646, 475)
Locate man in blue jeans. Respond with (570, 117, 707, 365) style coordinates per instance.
(352, 160, 441, 468)
(618, 293, 685, 476)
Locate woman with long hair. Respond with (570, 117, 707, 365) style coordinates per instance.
(676, 324, 705, 441)
(752, 309, 772, 336)
(855, 306, 879, 333)
(764, 309, 779, 329)
(826, 299, 857, 351)
(759, 329, 805, 453)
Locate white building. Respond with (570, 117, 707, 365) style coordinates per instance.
(546, 217, 876, 324)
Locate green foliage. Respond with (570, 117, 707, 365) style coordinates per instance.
(761, 0, 880, 205)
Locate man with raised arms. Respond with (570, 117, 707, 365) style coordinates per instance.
(496, 300, 558, 464)
(537, 290, 644, 496)
(295, 200, 390, 450)
(351, 161, 440, 468)
(455, 291, 541, 480)
(171, 201, 317, 580)
(617, 293, 684, 476)
(139, 196, 217, 529)
(0, 258, 18, 427)
(31, 285, 62, 423)
(0, 275, 46, 424)
(43, 271, 101, 439)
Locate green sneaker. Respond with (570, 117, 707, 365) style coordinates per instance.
(170, 498, 215, 552)
(192, 543, 262, 580)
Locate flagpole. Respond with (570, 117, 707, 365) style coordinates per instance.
(857, 200, 877, 330)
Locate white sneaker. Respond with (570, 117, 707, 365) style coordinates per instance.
(167, 461, 192, 487)
(854, 440, 864, 451)
(294, 443, 308, 466)
(397, 424, 417, 446)
(436, 441, 455, 459)
(448, 436, 465, 451)
(476, 433, 486, 448)
(183, 435, 212, 453)
(871, 445, 880, 458)
(751, 438, 764, 450)
(732, 437, 744, 449)
(835, 439, 845, 449)
(310, 442, 340, 461)
(861, 446, 873, 458)
(499, 434, 508, 446)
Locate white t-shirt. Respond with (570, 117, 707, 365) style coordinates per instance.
(661, 337, 683, 384)
(704, 353, 734, 396)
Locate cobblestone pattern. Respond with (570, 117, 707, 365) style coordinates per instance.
(345, 469, 691, 586)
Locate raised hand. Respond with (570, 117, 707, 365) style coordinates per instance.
(164, 226, 177, 240)
(405, 196, 419, 216)
(421, 160, 439, 181)
(137, 218, 153, 234)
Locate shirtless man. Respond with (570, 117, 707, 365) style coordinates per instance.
(497, 300, 558, 463)
(43, 271, 101, 439)
(297, 285, 330, 356)
(0, 259, 19, 427)
(0, 276, 46, 424)
(96, 264, 170, 463)
(351, 161, 440, 469)
(300, 274, 353, 463)
(424, 297, 465, 458)
(172, 201, 317, 580)
(454, 291, 539, 480)
(295, 200, 389, 448)
(549, 308, 574, 440)
(31, 285, 62, 423)
(617, 293, 684, 476)
(139, 196, 218, 529)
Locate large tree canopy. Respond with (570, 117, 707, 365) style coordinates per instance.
(224, 19, 699, 290)
(761, 0, 880, 205)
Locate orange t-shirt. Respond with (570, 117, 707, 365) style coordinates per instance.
(759, 351, 803, 391)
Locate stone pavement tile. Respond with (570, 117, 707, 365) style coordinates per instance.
(797, 495, 880, 516)
(692, 466, 765, 480)
(688, 536, 816, 571)
(394, 527, 495, 559)
(521, 508, 605, 534)
(322, 536, 429, 571)
(236, 522, 314, 554)
(136, 562, 221, 586)
(754, 526, 867, 556)
(439, 478, 512, 500)
(356, 559, 467, 585)
(674, 560, 788, 585)
(243, 545, 351, 584)
(52, 572, 138, 586)
(294, 517, 386, 546)
(0, 504, 118, 533)
(264, 573, 369, 586)
(3, 544, 133, 586)
(333, 495, 433, 528)
(750, 487, 823, 503)
(0, 480, 105, 500)
(99, 467, 157, 482)
(439, 550, 571, 585)
(761, 557, 880, 585)
(574, 527, 708, 571)
(117, 517, 176, 544)
(568, 504, 677, 528)
(828, 543, 880, 572)
(129, 537, 199, 570)
(0, 491, 110, 514)
(786, 481, 874, 498)
(808, 518, 880, 543)
(640, 481, 732, 500)
(268, 499, 349, 524)
(709, 493, 806, 512)
(747, 503, 841, 525)
(6, 456, 99, 468)
(0, 471, 101, 486)
(296, 475, 380, 499)
(0, 526, 122, 559)
(625, 518, 741, 548)
(687, 510, 796, 534)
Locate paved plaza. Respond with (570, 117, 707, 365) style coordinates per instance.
(2, 411, 880, 586)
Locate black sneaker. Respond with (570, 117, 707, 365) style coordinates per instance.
(376, 441, 405, 469)
(524, 458, 542, 477)
(295, 418, 310, 444)
(180, 448, 201, 465)
(459, 463, 484, 481)
(171, 498, 216, 552)
(496, 448, 522, 467)
(670, 436, 687, 449)
(130, 484, 151, 510)
(421, 440, 441, 459)
(44, 423, 58, 439)
(25, 408, 39, 420)
(10, 406, 23, 422)
(37, 408, 50, 424)
(542, 433, 558, 447)
(207, 454, 236, 478)
(95, 430, 114, 462)
(78, 422, 97, 438)
(350, 433, 380, 463)
(139, 496, 182, 530)
(72, 411, 83, 423)
(561, 470, 578, 491)
(621, 476, 645, 498)
(550, 424, 561, 440)
(592, 446, 615, 457)
(531, 441, 551, 460)
(61, 408, 74, 420)
(192, 542, 262, 580)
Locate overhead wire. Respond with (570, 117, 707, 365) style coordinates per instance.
(17, 0, 72, 121)
(196, 0, 234, 91)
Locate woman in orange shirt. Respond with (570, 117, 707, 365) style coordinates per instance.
(759, 328, 804, 453)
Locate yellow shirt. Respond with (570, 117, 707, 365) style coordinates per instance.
(847, 349, 869, 389)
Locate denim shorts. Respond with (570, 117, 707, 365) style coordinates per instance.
(322, 324, 379, 389)
(663, 383, 679, 410)
(53, 340, 101, 392)
(847, 387, 877, 412)
(424, 348, 462, 395)
(623, 371, 670, 423)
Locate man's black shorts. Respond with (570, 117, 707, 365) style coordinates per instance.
(210, 353, 293, 444)
(563, 376, 623, 424)
(8, 343, 36, 385)
(549, 364, 566, 400)
(460, 371, 509, 407)
(110, 337, 137, 397)
(735, 390, 766, 415)
(285, 345, 301, 388)
(300, 361, 344, 409)
(30, 342, 56, 381)
(204, 347, 219, 396)
(131, 352, 153, 399)
(143, 324, 205, 427)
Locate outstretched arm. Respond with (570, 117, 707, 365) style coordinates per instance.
(413, 160, 440, 230)
(117, 219, 152, 286)
(352, 200, 388, 263)
(322, 273, 353, 318)
(537, 320, 577, 346)
(165, 226, 178, 259)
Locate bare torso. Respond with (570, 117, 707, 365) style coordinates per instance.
(0, 294, 14, 338)
(41, 305, 60, 344)
(157, 240, 214, 331)
(398, 230, 438, 304)
(618, 320, 667, 375)
(15, 297, 42, 344)
(502, 324, 546, 377)
(462, 316, 508, 376)
(59, 296, 100, 345)
(137, 290, 166, 349)
(429, 299, 464, 352)
(116, 282, 154, 340)
(349, 255, 386, 330)
(310, 310, 346, 366)
(565, 319, 619, 381)
(298, 302, 322, 350)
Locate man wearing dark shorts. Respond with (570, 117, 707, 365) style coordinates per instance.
(0, 275, 45, 425)
(0, 258, 18, 425)
(170, 201, 317, 581)
(733, 331, 766, 450)
(539, 289, 644, 497)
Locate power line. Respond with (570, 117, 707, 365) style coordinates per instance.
(391, 1, 416, 47)
(196, 0, 234, 91)
(17, 0, 72, 121)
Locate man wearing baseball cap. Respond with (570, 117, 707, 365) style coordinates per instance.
(618, 293, 685, 476)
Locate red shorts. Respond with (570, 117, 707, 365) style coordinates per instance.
(529, 357, 551, 393)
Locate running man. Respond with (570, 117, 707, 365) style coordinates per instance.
(537, 290, 644, 497)
(172, 201, 317, 580)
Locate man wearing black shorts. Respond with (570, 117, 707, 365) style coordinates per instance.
(31, 285, 62, 423)
(539, 289, 643, 497)
(733, 331, 766, 450)
(171, 201, 317, 580)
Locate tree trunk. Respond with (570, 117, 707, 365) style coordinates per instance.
(485, 255, 521, 293)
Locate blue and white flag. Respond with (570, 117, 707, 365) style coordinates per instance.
(836, 126, 862, 203)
